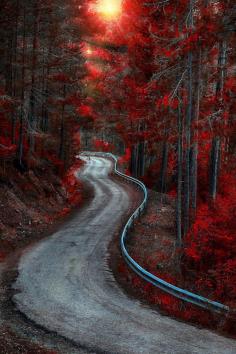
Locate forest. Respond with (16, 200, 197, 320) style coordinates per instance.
(0, 0, 236, 350)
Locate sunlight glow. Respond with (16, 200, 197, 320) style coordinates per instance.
(95, 0, 122, 20)
(86, 48, 93, 55)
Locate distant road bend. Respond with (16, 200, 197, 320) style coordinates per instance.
(13, 155, 236, 354)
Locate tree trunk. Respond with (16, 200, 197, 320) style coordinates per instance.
(5, 31, 13, 95)
(209, 40, 227, 198)
(59, 84, 66, 161)
(137, 121, 146, 177)
(131, 144, 138, 177)
(18, 7, 26, 166)
(11, 0, 20, 144)
(190, 47, 201, 217)
(183, 53, 193, 234)
(29, 4, 39, 154)
(209, 137, 221, 200)
(183, 0, 194, 235)
(160, 141, 168, 194)
(216, 40, 227, 96)
(41, 46, 51, 133)
(176, 103, 183, 246)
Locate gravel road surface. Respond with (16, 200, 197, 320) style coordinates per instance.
(13, 156, 236, 354)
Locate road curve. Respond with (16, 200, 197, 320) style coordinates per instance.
(13, 156, 236, 354)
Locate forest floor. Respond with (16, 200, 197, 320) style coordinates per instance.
(0, 161, 84, 262)
(0, 160, 90, 353)
(109, 189, 236, 337)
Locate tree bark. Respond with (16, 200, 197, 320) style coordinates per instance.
(209, 40, 227, 198)
(190, 47, 201, 215)
(160, 141, 168, 194)
(11, 0, 20, 144)
(183, 0, 194, 235)
(176, 103, 183, 246)
(18, 7, 26, 166)
(29, 4, 39, 154)
(209, 137, 221, 200)
(59, 84, 66, 161)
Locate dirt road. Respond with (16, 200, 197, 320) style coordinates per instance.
(13, 156, 236, 354)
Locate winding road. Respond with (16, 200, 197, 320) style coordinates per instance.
(13, 155, 236, 354)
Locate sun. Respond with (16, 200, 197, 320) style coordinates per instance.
(86, 48, 93, 55)
(95, 0, 122, 20)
